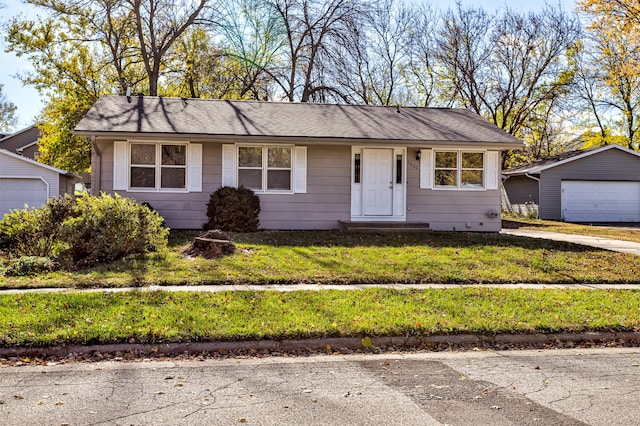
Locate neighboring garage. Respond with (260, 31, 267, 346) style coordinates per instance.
(0, 177, 48, 215)
(0, 149, 77, 218)
(503, 145, 640, 223)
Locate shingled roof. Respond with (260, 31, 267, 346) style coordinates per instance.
(503, 145, 640, 176)
(75, 96, 523, 147)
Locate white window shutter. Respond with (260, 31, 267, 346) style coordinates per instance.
(188, 143, 203, 192)
(294, 146, 307, 193)
(113, 141, 128, 190)
(419, 149, 433, 189)
(221, 144, 237, 187)
(486, 151, 500, 190)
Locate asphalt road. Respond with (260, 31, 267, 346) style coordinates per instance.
(1, 348, 639, 425)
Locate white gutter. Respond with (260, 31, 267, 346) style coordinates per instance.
(525, 172, 540, 182)
(525, 173, 541, 219)
(90, 135, 101, 196)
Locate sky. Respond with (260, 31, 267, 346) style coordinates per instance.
(0, 0, 579, 131)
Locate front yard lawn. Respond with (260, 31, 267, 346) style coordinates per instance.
(1, 288, 638, 347)
(1, 230, 639, 289)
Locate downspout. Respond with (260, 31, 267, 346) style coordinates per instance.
(524, 172, 540, 219)
(90, 136, 101, 196)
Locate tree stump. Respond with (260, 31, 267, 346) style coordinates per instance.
(182, 230, 236, 259)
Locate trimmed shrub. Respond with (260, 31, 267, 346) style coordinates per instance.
(204, 186, 261, 232)
(0, 193, 169, 270)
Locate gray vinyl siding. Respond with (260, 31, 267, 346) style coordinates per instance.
(503, 175, 539, 205)
(259, 145, 351, 229)
(58, 175, 76, 196)
(539, 149, 640, 220)
(96, 141, 351, 229)
(96, 140, 505, 230)
(21, 145, 40, 160)
(95, 140, 218, 229)
(405, 150, 502, 232)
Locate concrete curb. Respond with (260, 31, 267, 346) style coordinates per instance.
(1, 331, 638, 359)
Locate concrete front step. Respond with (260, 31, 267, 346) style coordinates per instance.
(338, 220, 430, 232)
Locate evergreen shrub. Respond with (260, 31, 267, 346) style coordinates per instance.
(204, 186, 260, 232)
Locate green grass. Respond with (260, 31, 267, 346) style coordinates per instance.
(2, 230, 640, 289)
(1, 288, 638, 347)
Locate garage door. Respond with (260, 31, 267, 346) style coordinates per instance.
(561, 181, 640, 222)
(0, 178, 48, 218)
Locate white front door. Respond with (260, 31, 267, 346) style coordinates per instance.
(362, 148, 393, 216)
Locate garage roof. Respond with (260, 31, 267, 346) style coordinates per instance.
(503, 145, 640, 176)
(0, 149, 76, 177)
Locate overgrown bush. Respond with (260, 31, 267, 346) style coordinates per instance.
(59, 193, 169, 267)
(0, 194, 76, 256)
(0, 193, 169, 270)
(204, 186, 261, 232)
(4, 256, 55, 277)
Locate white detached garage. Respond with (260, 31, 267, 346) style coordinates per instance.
(503, 145, 640, 223)
(0, 149, 77, 218)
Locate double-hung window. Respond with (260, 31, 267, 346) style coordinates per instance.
(238, 145, 292, 192)
(434, 150, 484, 189)
(460, 152, 484, 188)
(130, 142, 187, 190)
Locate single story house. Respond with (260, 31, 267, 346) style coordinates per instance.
(74, 96, 523, 231)
(503, 144, 640, 222)
(0, 149, 77, 218)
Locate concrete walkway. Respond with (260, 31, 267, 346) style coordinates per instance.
(501, 228, 640, 256)
(1, 282, 638, 295)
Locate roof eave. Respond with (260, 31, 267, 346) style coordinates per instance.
(76, 130, 523, 149)
(503, 169, 541, 176)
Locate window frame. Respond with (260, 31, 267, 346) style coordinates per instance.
(237, 144, 294, 194)
(128, 141, 189, 192)
(433, 149, 486, 190)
